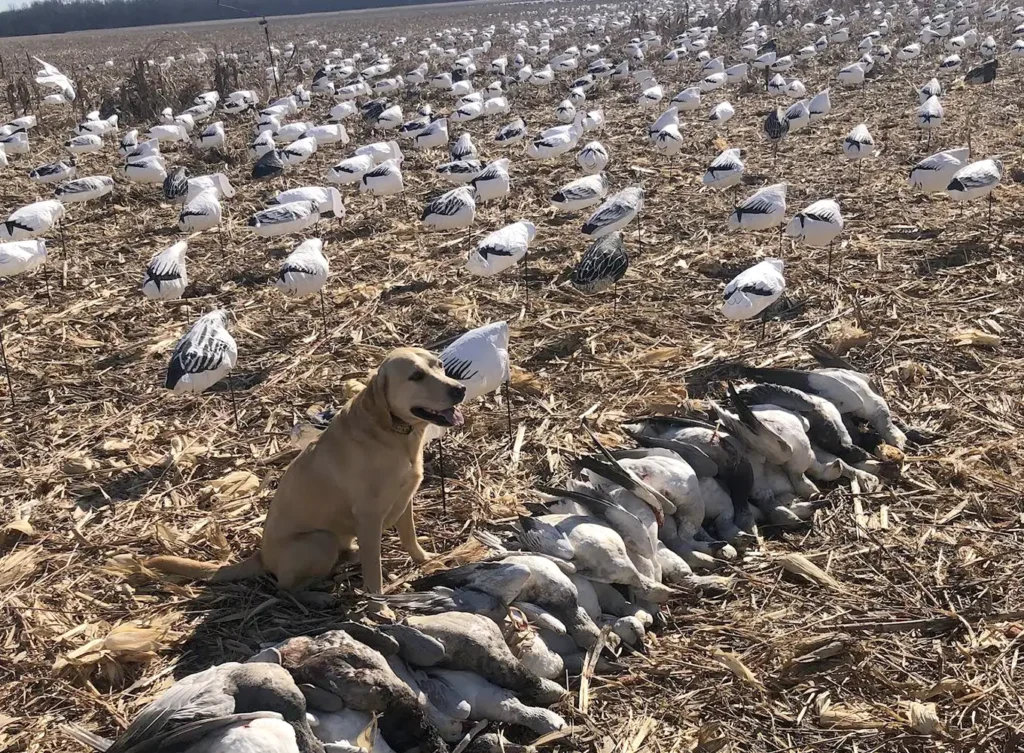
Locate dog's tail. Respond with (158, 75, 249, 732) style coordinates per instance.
(145, 552, 264, 582)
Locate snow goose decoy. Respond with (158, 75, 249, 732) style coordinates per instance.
(721, 259, 785, 338)
(1, 199, 65, 243)
(708, 101, 735, 127)
(280, 136, 318, 167)
(303, 123, 350, 148)
(551, 173, 607, 212)
(421, 186, 475, 231)
(327, 153, 376, 186)
(908, 147, 969, 194)
(0, 237, 49, 399)
(163, 166, 190, 204)
(252, 148, 287, 180)
(807, 88, 831, 124)
(414, 117, 449, 149)
(470, 158, 510, 203)
(123, 155, 167, 184)
(195, 120, 226, 150)
(577, 141, 609, 174)
(187, 173, 236, 201)
(249, 130, 276, 159)
(785, 199, 844, 276)
(728, 183, 787, 251)
(65, 134, 102, 154)
(495, 117, 527, 146)
(165, 309, 240, 425)
(702, 148, 744, 189)
(248, 200, 321, 237)
(450, 132, 478, 162)
(947, 158, 1002, 227)
(841, 123, 875, 182)
(466, 221, 535, 278)
(178, 188, 222, 235)
(582, 185, 644, 251)
(55, 175, 113, 204)
(142, 240, 188, 301)
(30, 159, 76, 184)
(436, 159, 484, 185)
(439, 320, 513, 448)
(271, 186, 345, 220)
(276, 238, 330, 333)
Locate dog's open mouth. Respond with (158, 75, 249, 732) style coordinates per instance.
(411, 406, 465, 427)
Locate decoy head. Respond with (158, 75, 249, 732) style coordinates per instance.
(373, 347, 466, 429)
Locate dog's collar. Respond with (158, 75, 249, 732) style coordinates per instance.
(390, 414, 413, 435)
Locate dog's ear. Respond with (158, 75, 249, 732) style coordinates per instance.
(366, 365, 393, 426)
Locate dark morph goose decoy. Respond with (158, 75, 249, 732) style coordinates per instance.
(142, 240, 188, 300)
(54, 175, 114, 203)
(762, 107, 789, 161)
(274, 631, 448, 753)
(163, 165, 190, 203)
(62, 662, 321, 753)
(571, 231, 628, 295)
(740, 358, 906, 449)
(405, 612, 565, 704)
(253, 148, 287, 180)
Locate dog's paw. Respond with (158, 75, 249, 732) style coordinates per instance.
(409, 547, 435, 565)
(366, 600, 397, 620)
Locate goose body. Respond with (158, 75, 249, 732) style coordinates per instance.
(842, 123, 875, 160)
(728, 183, 786, 231)
(359, 159, 404, 196)
(702, 148, 744, 188)
(1, 200, 65, 240)
(327, 154, 376, 185)
(947, 158, 1002, 201)
(142, 240, 188, 300)
(0, 240, 47, 277)
(467, 222, 535, 276)
(178, 188, 222, 232)
(470, 158, 510, 202)
(908, 147, 969, 193)
(248, 201, 320, 236)
(571, 232, 628, 294)
(55, 175, 114, 203)
(550, 173, 607, 211)
(30, 160, 76, 184)
(722, 259, 785, 320)
(582, 186, 643, 238)
(270, 187, 344, 218)
(421, 187, 475, 230)
(440, 321, 510, 400)
(785, 199, 843, 247)
(276, 238, 329, 297)
(577, 141, 609, 174)
(165, 310, 237, 394)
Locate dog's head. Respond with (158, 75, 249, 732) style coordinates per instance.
(374, 347, 466, 428)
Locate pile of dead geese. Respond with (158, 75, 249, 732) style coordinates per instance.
(63, 346, 920, 753)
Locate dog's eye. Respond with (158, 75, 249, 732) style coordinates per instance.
(409, 370, 425, 381)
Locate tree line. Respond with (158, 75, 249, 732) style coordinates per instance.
(0, 0, 446, 38)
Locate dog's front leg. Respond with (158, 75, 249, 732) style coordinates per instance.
(356, 516, 385, 594)
(396, 496, 433, 564)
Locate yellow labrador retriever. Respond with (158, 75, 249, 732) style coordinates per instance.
(147, 347, 466, 593)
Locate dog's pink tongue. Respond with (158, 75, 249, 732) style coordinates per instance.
(441, 407, 465, 427)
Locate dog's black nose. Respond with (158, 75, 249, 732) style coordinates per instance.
(449, 384, 466, 403)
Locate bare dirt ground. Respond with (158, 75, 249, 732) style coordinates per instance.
(1, 3, 1024, 752)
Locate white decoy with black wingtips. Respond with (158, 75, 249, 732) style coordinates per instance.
(249, 130, 275, 159)
(303, 123, 349, 147)
(123, 156, 167, 184)
(248, 200, 320, 237)
(0, 239, 47, 277)
(360, 158, 405, 196)
(195, 121, 226, 150)
(142, 240, 188, 300)
(164, 309, 238, 429)
(702, 148, 744, 189)
(441, 321, 510, 403)
(275, 238, 330, 332)
(842, 123, 875, 181)
(577, 141, 609, 174)
(450, 132, 478, 161)
(470, 158, 511, 202)
(187, 173, 235, 201)
(784, 100, 810, 132)
(280, 136, 318, 167)
(415, 117, 449, 149)
(55, 175, 113, 203)
(947, 158, 1003, 225)
(117, 129, 139, 158)
(355, 140, 403, 165)
(916, 96, 943, 145)
(708, 101, 735, 126)
(1, 200, 65, 240)
(65, 134, 102, 154)
(785, 199, 844, 275)
(270, 186, 344, 219)
(495, 118, 527, 145)
(728, 183, 786, 232)
(30, 160, 76, 184)
(722, 259, 786, 334)
(919, 78, 941, 104)
(327, 153, 376, 185)
(582, 185, 643, 240)
(909, 147, 969, 194)
(467, 221, 535, 276)
(177, 188, 222, 233)
(647, 107, 678, 142)
(653, 124, 683, 156)
(551, 173, 607, 211)
(807, 88, 831, 123)
(436, 159, 484, 185)
(421, 186, 476, 231)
